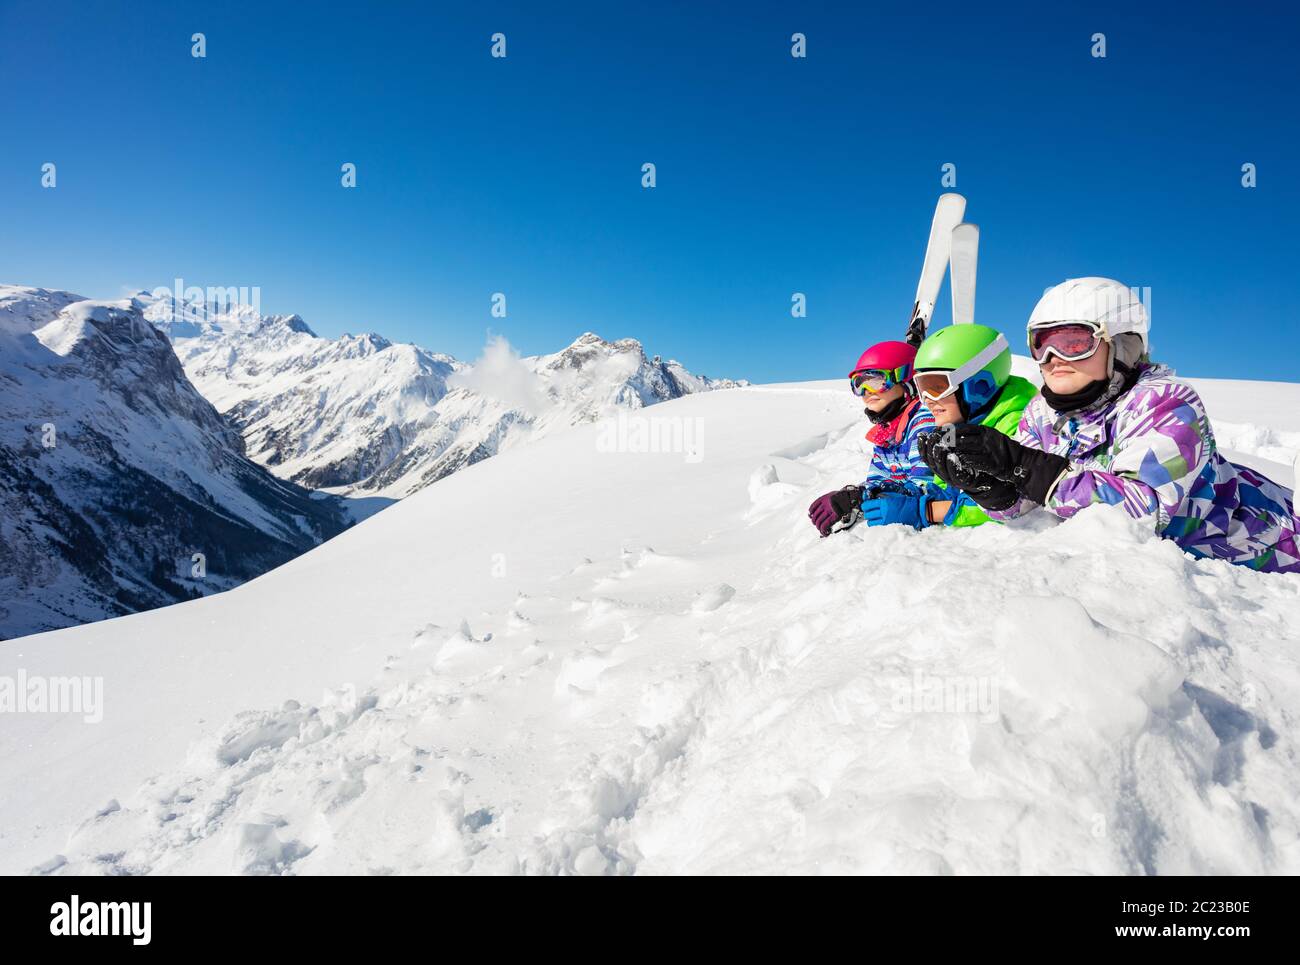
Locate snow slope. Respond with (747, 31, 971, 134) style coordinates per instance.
(1184, 377, 1300, 481)
(2, 375, 1298, 875)
(142, 292, 743, 499)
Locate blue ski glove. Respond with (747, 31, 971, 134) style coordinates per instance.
(860, 491, 932, 530)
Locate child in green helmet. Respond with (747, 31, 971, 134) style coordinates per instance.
(908, 324, 1039, 526)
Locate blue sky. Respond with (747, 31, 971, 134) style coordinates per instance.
(2, 0, 1296, 383)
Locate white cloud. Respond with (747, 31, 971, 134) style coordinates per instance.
(448, 334, 551, 414)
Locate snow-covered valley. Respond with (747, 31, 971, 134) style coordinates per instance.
(3, 371, 1298, 875)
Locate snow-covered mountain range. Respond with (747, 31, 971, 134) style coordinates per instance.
(0, 286, 350, 640)
(1, 283, 741, 639)
(141, 293, 744, 499)
(3, 368, 1297, 874)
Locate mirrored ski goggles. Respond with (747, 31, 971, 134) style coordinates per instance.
(849, 364, 911, 396)
(913, 332, 1010, 403)
(1028, 321, 1104, 363)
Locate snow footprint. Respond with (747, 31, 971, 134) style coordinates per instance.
(235, 817, 313, 875)
(553, 644, 627, 700)
(691, 583, 736, 614)
(747, 465, 801, 515)
(412, 620, 494, 669)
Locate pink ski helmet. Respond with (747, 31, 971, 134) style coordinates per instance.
(849, 340, 918, 398)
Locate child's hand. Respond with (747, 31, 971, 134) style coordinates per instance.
(944, 425, 1070, 505)
(861, 492, 931, 530)
(919, 426, 1025, 510)
(918, 426, 959, 486)
(808, 487, 862, 537)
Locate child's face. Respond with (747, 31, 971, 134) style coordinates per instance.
(1041, 340, 1109, 394)
(863, 383, 905, 411)
(923, 393, 963, 426)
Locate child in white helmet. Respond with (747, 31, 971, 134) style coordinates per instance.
(924, 277, 1300, 573)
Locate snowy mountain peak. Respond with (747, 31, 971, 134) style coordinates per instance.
(6, 285, 742, 503)
(0, 285, 89, 336)
(35, 297, 169, 359)
(555, 330, 642, 359)
(268, 313, 317, 337)
(338, 331, 392, 354)
(134, 290, 317, 341)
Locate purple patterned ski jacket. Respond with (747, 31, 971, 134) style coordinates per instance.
(988, 363, 1300, 573)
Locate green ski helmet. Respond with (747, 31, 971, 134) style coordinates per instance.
(913, 324, 1012, 417)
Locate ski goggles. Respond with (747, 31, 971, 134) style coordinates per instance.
(913, 333, 1009, 403)
(1027, 321, 1105, 363)
(849, 364, 911, 396)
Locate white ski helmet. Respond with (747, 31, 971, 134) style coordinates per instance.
(1028, 277, 1149, 353)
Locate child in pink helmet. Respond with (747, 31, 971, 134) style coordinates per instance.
(808, 340, 941, 535)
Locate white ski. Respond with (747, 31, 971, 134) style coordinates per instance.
(950, 222, 979, 325)
(905, 192, 966, 345)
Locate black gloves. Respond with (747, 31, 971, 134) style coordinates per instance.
(916, 426, 955, 487)
(949, 424, 1070, 504)
(918, 426, 1018, 511)
(921, 424, 1070, 507)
